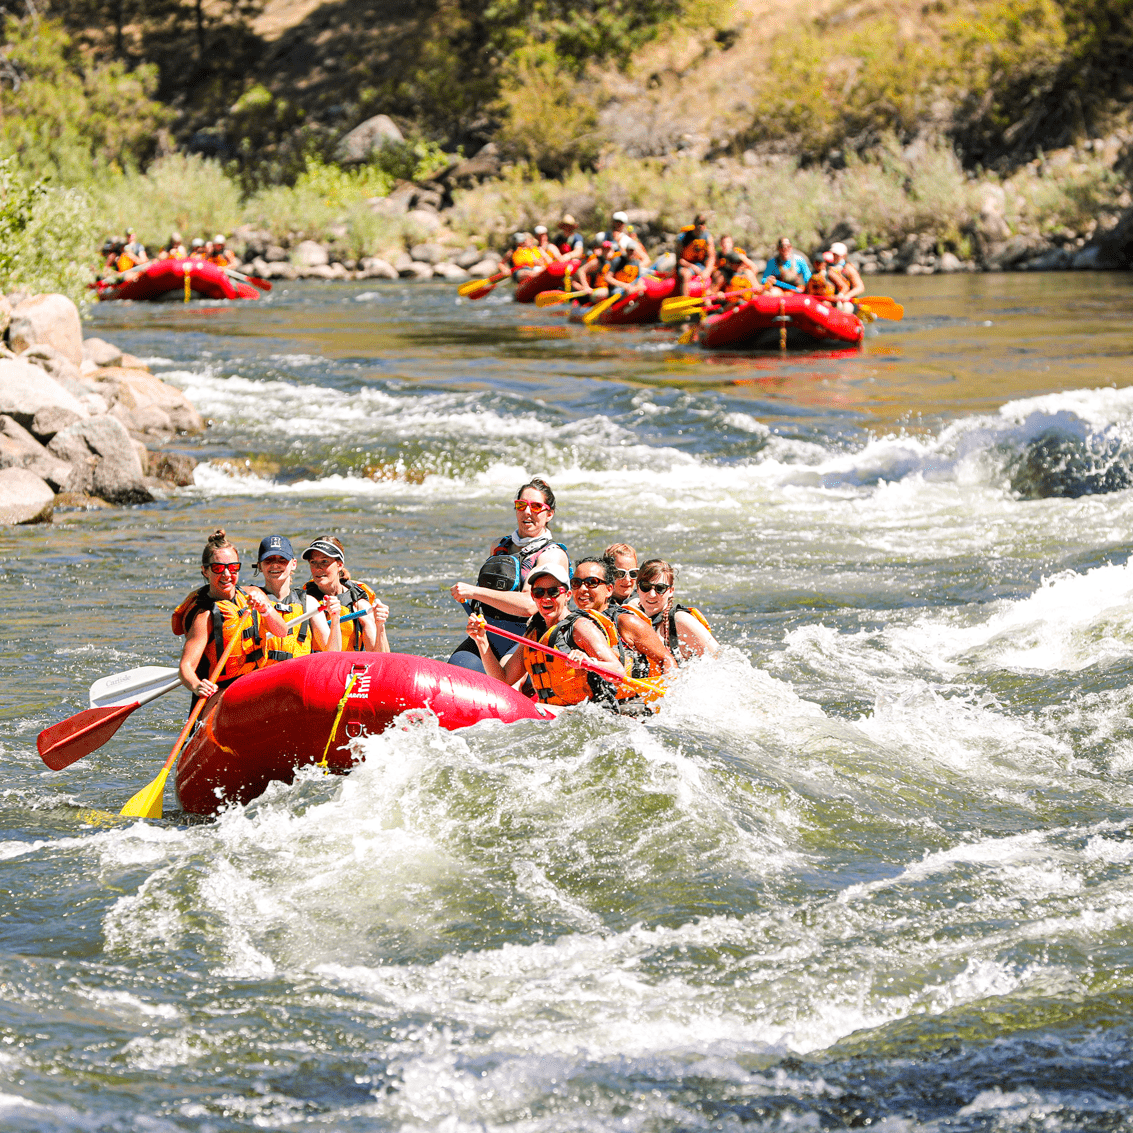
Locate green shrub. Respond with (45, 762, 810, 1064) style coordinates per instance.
(91, 154, 243, 248)
(0, 159, 95, 305)
(0, 15, 171, 184)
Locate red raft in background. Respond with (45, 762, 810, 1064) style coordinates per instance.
(568, 274, 706, 326)
(697, 293, 864, 349)
(93, 259, 261, 302)
(513, 259, 581, 303)
(174, 652, 552, 816)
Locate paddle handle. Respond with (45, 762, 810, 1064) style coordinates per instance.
(161, 610, 253, 776)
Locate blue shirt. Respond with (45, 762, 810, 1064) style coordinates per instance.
(761, 252, 812, 287)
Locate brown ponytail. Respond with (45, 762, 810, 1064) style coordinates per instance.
(202, 528, 236, 565)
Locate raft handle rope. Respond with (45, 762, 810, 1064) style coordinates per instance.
(318, 666, 367, 768)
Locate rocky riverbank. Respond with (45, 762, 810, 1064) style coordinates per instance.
(0, 293, 203, 526)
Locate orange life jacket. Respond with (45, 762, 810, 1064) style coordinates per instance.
(304, 579, 377, 651)
(261, 587, 312, 664)
(523, 610, 628, 707)
(172, 585, 264, 685)
(679, 226, 711, 265)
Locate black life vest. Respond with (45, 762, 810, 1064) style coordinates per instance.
(476, 535, 569, 598)
(649, 603, 712, 663)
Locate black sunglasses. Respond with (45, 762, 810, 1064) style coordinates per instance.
(531, 585, 565, 599)
(570, 576, 605, 589)
(638, 581, 671, 595)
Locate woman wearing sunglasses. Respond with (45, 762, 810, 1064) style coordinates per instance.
(302, 536, 389, 652)
(629, 559, 718, 662)
(571, 556, 676, 691)
(448, 477, 569, 673)
(245, 534, 340, 663)
(603, 542, 639, 606)
(173, 529, 288, 701)
(465, 562, 627, 708)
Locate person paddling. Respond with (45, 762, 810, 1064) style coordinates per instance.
(627, 559, 718, 661)
(570, 555, 675, 708)
(302, 537, 389, 652)
(448, 477, 569, 673)
(174, 529, 287, 701)
(466, 562, 628, 708)
(245, 534, 340, 662)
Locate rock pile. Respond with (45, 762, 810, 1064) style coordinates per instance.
(0, 293, 205, 526)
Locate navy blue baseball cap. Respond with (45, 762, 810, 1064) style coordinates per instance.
(256, 535, 295, 562)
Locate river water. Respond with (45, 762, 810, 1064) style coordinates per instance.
(3, 272, 1133, 1131)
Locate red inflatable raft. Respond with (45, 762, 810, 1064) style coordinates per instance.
(94, 259, 261, 302)
(174, 652, 552, 815)
(568, 274, 706, 326)
(698, 293, 863, 349)
(513, 259, 580, 303)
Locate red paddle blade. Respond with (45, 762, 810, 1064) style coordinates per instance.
(37, 703, 138, 771)
(247, 276, 272, 292)
(466, 283, 494, 300)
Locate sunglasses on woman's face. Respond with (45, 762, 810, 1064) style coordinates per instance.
(638, 581, 671, 595)
(613, 568, 638, 580)
(531, 585, 565, 599)
(570, 576, 605, 589)
(208, 562, 241, 575)
(514, 499, 552, 515)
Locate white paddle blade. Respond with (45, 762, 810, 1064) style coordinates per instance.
(90, 666, 181, 709)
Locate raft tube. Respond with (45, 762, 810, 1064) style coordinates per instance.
(698, 293, 863, 349)
(567, 274, 706, 326)
(94, 258, 260, 302)
(513, 259, 580, 303)
(174, 652, 552, 815)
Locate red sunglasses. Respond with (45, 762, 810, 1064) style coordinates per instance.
(514, 499, 552, 515)
(207, 562, 241, 575)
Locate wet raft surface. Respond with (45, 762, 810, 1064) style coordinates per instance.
(3, 273, 1133, 1130)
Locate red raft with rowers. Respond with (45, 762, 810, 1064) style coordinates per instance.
(92, 231, 268, 301)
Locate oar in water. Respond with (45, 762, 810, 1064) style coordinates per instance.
(856, 296, 903, 320)
(37, 608, 362, 771)
(223, 265, 272, 292)
(119, 611, 252, 820)
(535, 289, 583, 307)
(659, 287, 758, 322)
(480, 622, 667, 701)
(458, 268, 511, 299)
(582, 290, 625, 326)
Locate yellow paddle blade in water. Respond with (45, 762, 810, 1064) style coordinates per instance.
(582, 293, 620, 325)
(119, 767, 170, 819)
(857, 296, 903, 320)
(534, 290, 576, 307)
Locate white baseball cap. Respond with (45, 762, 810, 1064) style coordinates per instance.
(534, 225, 548, 235)
(612, 211, 628, 224)
(830, 242, 848, 256)
(529, 561, 570, 588)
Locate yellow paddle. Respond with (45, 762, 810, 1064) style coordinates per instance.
(535, 289, 581, 307)
(856, 296, 903, 320)
(458, 268, 511, 298)
(582, 291, 623, 326)
(119, 609, 252, 819)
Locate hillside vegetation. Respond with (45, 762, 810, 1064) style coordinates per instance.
(0, 0, 1128, 299)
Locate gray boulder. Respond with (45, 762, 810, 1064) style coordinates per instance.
(468, 258, 501, 278)
(30, 404, 84, 442)
(335, 114, 404, 163)
(358, 257, 398, 279)
(1072, 245, 1102, 269)
(292, 240, 330, 268)
(0, 466, 54, 524)
(96, 368, 205, 436)
(9, 294, 83, 366)
(0, 415, 73, 491)
(938, 252, 963, 273)
(0, 357, 88, 429)
(147, 451, 198, 487)
(82, 337, 123, 368)
(433, 262, 469, 280)
(48, 415, 153, 504)
(21, 343, 84, 388)
(0, 295, 12, 337)
(410, 243, 448, 265)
